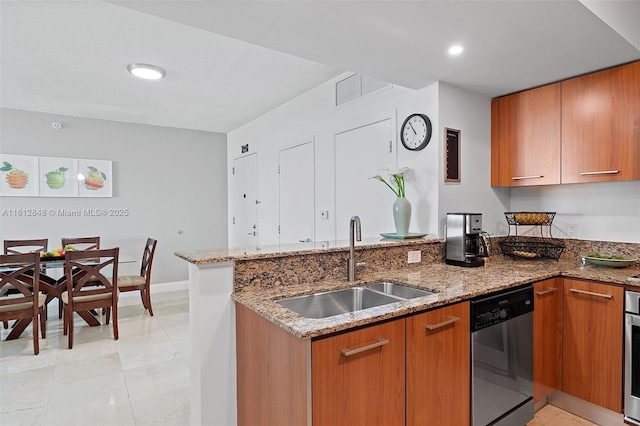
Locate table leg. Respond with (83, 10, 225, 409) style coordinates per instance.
(5, 318, 31, 340)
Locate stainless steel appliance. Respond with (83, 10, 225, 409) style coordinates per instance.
(625, 290, 640, 425)
(446, 213, 487, 267)
(471, 285, 534, 425)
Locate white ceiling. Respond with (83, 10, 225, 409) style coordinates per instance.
(2, 1, 639, 134)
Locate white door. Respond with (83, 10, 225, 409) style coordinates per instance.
(232, 153, 258, 247)
(279, 141, 315, 244)
(335, 117, 395, 240)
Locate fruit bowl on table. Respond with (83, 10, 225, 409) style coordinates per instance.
(582, 254, 638, 268)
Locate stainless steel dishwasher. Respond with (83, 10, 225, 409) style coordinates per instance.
(471, 285, 534, 425)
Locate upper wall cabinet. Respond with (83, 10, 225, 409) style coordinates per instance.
(491, 83, 561, 187)
(561, 61, 640, 184)
(491, 60, 640, 187)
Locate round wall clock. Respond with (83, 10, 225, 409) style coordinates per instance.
(400, 113, 432, 151)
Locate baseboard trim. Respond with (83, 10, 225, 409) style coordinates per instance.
(548, 391, 625, 426)
(118, 280, 188, 303)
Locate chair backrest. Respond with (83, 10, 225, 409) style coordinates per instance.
(61, 237, 100, 251)
(140, 238, 158, 280)
(4, 239, 48, 255)
(64, 248, 119, 300)
(0, 253, 40, 309)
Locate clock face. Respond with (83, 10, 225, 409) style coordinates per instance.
(401, 114, 432, 151)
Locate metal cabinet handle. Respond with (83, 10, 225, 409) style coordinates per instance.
(425, 316, 461, 330)
(341, 338, 389, 357)
(579, 170, 619, 176)
(512, 175, 543, 180)
(570, 288, 613, 299)
(536, 287, 557, 296)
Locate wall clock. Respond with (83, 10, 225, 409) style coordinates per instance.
(401, 113, 432, 151)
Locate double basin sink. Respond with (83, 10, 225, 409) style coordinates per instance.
(276, 282, 435, 319)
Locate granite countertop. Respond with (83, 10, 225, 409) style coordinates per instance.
(232, 257, 640, 340)
(175, 236, 442, 264)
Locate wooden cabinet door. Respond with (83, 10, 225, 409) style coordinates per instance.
(406, 302, 470, 426)
(312, 319, 405, 426)
(562, 279, 624, 412)
(533, 279, 562, 403)
(561, 60, 640, 183)
(491, 83, 561, 187)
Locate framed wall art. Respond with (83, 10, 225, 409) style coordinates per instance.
(78, 159, 112, 197)
(444, 127, 461, 183)
(0, 154, 113, 197)
(0, 154, 38, 196)
(39, 157, 78, 197)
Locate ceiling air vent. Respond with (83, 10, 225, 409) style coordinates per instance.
(335, 73, 391, 107)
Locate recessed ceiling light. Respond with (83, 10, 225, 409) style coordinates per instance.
(448, 45, 464, 56)
(127, 63, 166, 80)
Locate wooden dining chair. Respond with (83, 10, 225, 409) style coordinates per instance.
(3, 239, 49, 329)
(58, 236, 100, 319)
(0, 253, 46, 354)
(61, 236, 100, 251)
(4, 239, 48, 255)
(117, 238, 157, 316)
(62, 248, 119, 349)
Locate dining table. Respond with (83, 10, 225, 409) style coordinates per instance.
(1, 254, 136, 341)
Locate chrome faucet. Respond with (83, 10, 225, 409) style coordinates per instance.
(348, 216, 362, 281)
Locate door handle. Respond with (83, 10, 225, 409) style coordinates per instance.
(536, 287, 557, 296)
(425, 316, 461, 330)
(570, 288, 613, 299)
(248, 232, 256, 236)
(341, 338, 389, 357)
(512, 175, 543, 180)
(299, 238, 311, 242)
(579, 170, 619, 176)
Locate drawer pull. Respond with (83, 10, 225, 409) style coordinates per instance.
(512, 175, 543, 180)
(579, 170, 619, 176)
(341, 338, 389, 357)
(570, 288, 613, 299)
(425, 316, 461, 330)
(536, 287, 557, 296)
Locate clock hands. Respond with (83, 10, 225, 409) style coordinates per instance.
(409, 122, 417, 135)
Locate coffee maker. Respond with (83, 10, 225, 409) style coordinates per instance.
(446, 213, 487, 267)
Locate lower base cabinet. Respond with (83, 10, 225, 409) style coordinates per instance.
(312, 319, 406, 426)
(533, 278, 562, 403)
(562, 279, 623, 413)
(406, 301, 470, 426)
(236, 301, 471, 426)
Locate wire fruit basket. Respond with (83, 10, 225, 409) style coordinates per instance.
(500, 212, 565, 260)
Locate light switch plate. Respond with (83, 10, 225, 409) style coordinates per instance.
(408, 250, 421, 263)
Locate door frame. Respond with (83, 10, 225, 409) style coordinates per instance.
(332, 110, 397, 239)
(278, 136, 316, 244)
(231, 152, 259, 247)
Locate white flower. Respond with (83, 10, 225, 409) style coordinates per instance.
(370, 166, 410, 197)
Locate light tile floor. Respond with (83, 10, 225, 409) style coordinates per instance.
(528, 403, 598, 425)
(0, 290, 190, 426)
(2, 290, 597, 426)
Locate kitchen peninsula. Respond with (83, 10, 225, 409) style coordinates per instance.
(176, 237, 640, 426)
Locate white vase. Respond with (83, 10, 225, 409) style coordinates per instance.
(393, 197, 411, 236)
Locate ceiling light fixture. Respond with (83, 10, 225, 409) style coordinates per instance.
(127, 63, 166, 80)
(448, 45, 464, 56)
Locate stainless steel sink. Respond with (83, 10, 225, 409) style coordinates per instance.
(366, 282, 435, 299)
(276, 287, 402, 319)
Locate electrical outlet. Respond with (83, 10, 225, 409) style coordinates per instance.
(566, 223, 578, 237)
(408, 250, 421, 264)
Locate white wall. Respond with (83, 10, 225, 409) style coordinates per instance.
(228, 74, 446, 245)
(228, 75, 640, 246)
(510, 181, 640, 243)
(0, 108, 228, 282)
(437, 83, 510, 236)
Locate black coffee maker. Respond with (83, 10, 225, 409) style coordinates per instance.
(445, 213, 488, 267)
